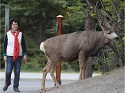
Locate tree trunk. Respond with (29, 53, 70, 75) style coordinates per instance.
(84, 0, 96, 79)
(37, 21, 47, 44)
(85, 58, 93, 78)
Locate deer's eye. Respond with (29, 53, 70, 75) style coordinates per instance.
(108, 31, 112, 34)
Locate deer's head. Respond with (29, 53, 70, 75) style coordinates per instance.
(100, 20, 118, 40)
(94, 1, 119, 40)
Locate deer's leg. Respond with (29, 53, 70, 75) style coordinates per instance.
(78, 52, 88, 80)
(50, 64, 60, 88)
(41, 58, 52, 93)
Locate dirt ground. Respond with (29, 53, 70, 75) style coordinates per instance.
(45, 67, 125, 93)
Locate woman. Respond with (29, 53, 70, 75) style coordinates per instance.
(3, 18, 27, 92)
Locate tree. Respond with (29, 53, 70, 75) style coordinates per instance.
(0, 0, 86, 70)
(86, 0, 124, 73)
(84, 0, 97, 78)
(1, 0, 124, 72)
(9, 0, 68, 43)
(97, 0, 124, 72)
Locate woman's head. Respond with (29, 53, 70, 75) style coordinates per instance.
(9, 18, 19, 31)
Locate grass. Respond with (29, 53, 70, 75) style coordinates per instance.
(0, 69, 5, 72)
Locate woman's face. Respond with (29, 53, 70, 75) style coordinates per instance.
(11, 21, 18, 31)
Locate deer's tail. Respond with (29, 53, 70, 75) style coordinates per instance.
(40, 42, 45, 53)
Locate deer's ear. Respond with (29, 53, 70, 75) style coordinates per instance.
(100, 20, 112, 31)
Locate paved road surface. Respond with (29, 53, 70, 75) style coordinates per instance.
(0, 78, 76, 93)
(0, 72, 100, 93)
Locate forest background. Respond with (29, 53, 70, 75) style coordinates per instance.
(0, 0, 124, 74)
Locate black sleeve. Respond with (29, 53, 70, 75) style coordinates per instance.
(3, 34, 8, 56)
(21, 34, 27, 56)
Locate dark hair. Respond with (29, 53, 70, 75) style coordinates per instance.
(9, 18, 19, 27)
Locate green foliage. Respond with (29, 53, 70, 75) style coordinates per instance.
(1, 0, 124, 73)
(123, 35, 125, 41)
(1, 0, 86, 72)
(61, 60, 79, 72)
(62, 0, 86, 33)
(92, 0, 125, 73)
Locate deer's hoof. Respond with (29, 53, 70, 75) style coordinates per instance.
(41, 89, 46, 93)
(56, 85, 60, 88)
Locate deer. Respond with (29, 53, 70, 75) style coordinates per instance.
(39, 2, 118, 93)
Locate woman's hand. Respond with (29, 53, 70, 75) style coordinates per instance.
(4, 56, 7, 61)
(23, 55, 27, 63)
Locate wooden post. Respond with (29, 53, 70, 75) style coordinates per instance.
(5, 5, 9, 33)
(4, 4, 9, 84)
(56, 15, 63, 85)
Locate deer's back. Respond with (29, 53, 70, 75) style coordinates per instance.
(44, 31, 107, 61)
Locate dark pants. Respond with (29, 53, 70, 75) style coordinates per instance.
(5, 56, 22, 89)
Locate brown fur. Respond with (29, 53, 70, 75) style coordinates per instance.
(44, 31, 109, 60)
(40, 30, 112, 93)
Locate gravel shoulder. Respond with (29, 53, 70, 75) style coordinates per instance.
(45, 67, 125, 93)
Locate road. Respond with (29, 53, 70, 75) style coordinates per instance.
(0, 72, 100, 93)
(0, 78, 76, 93)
